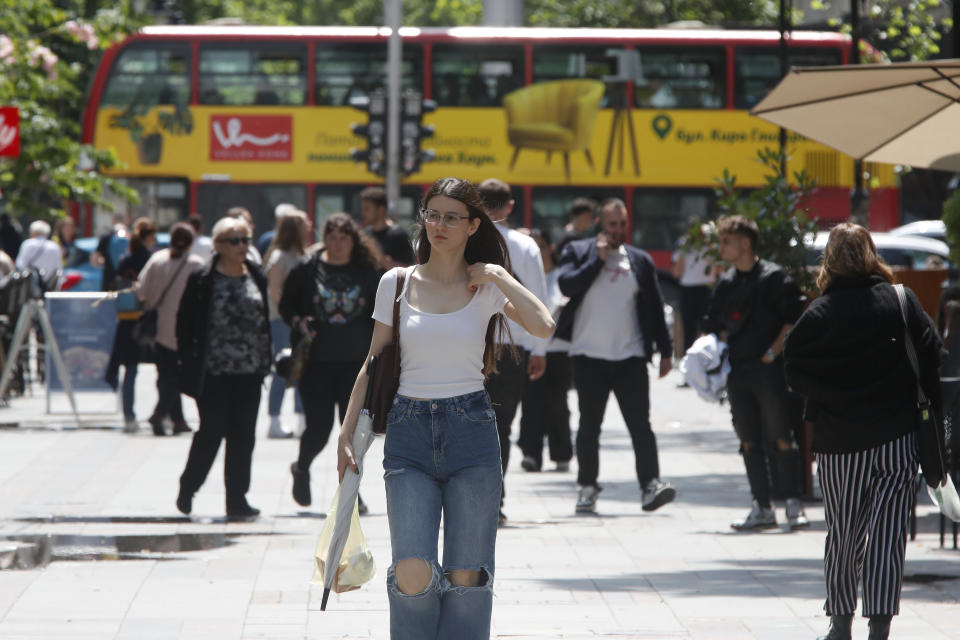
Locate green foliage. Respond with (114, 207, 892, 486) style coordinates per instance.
(683, 148, 819, 292)
(942, 190, 960, 266)
(0, 0, 141, 222)
(817, 0, 949, 62)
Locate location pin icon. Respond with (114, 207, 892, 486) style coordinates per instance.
(652, 115, 672, 140)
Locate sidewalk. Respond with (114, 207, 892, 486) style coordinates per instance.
(0, 366, 957, 639)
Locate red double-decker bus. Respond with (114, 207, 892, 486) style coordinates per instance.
(82, 25, 898, 266)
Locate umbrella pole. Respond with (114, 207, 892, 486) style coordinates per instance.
(321, 588, 331, 611)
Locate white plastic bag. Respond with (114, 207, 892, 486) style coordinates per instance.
(927, 473, 960, 523)
(679, 333, 730, 404)
(312, 486, 376, 593)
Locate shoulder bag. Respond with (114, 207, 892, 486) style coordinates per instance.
(132, 256, 189, 349)
(368, 268, 407, 434)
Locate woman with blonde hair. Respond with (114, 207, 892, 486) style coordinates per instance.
(264, 209, 309, 439)
(175, 215, 271, 520)
(783, 223, 942, 640)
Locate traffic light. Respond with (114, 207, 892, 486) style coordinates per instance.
(349, 89, 387, 177)
(400, 91, 436, 177)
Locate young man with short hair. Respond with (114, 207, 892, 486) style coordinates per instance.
(359, 186, 414, 268)
(555, 198, 676, 514)
(554, 197, 597, 259)
(704, 215, 810, 530)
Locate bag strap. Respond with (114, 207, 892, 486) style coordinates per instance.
(391, 268, 407, 377)
(150, 256, 189, 311)
(893, 283, 929, 405)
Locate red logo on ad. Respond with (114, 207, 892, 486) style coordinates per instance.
(0, 107, 20, 158)
(210, 115, 292, 162)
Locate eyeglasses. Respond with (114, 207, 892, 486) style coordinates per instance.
(222, 236, 253, 246)
(420, 209, 470, 228)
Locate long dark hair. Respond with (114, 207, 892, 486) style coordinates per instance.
(416, 177, 516, 377)
(320, 212, 382, 271)
(817, 222, 894, 292)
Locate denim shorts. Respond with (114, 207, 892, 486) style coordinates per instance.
(382, 390, 502, 640)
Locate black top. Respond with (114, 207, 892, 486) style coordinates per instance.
(554, 237, 672, 360)
(554, 228, 594, 261)
(279, 253, 381, 364)
(783, 276, 943, 454)
(703, 259, 806, 365)
(116, 246, 152, 288)
(367, 224, 414, 266)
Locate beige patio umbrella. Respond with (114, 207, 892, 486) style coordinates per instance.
(751, 60, 960, 171)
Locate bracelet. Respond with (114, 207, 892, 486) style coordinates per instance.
(765, 348, 777, 361)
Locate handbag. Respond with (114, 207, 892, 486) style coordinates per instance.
(893, 284, 949, 489)
(368, 268, 407, 434)
(274, 334, 312, 388)
(132, 256, 189, 349)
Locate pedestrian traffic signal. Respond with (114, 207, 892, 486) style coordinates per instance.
(349, 90, 387, 177)
(400, 91, 436, 177)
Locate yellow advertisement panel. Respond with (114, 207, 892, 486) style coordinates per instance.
(94, 104, 893, 189)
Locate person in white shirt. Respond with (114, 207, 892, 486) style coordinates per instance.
(555, 198, 676, 515)
(187, 214, 214, 260)
(671, 221, 717, 355)
(477, 178, 548, 526)
(16, 220, 63, 285)
(335, 177, 554, 640)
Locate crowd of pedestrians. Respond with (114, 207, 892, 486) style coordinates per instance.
(3, 174, 949, 640)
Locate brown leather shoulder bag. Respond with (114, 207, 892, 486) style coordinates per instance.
(369, 268, 406, 434)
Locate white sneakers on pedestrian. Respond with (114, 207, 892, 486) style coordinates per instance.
(295, 414, 307, 438)
(576, 485, 601, 513)
(267, 416, 293, 439)
(786, 497, 810, 530)
(731, 500, 778, 531)
(123, 419, 138, 434)
(641, 479, 677, 512)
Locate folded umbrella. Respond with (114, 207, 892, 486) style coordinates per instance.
(321, 356, 380, 611)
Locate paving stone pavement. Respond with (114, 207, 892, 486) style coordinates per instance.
(0, 365, 957, 639)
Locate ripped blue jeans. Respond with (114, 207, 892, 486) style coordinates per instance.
(382, 390, 502, 640)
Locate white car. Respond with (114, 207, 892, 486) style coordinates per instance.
(888, 220, 946, 243)
(807, 231, 950, 270)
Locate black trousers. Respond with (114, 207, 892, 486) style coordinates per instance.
(817, 433, 917, 616)
(484, 349, 529, 478)
(518, 351, 573, 468)
(297, 360, 363, 470)
(152, 345, 185, 423)
(679, 284, 711, 352)
(726, 359, 802, 507)
(572, 356, 660, 488)
(180, 374, 261, 509)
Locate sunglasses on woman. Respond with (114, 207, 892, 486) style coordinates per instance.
(222, 236, 253, 246)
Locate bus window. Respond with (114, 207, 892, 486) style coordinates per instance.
(197, 183, 307, 241)
(734, 48, 842, 109)
(632, 189, 715, 252)
(432, 45, 524, 107)
(634, 48, 725, 109)
(532, 46, 616, 105)
(92, 178, 189, 234)
(531, 187, 622, 246)
(315, 44, 422, 106)
(101, 44, 190, 108)
(199, 44, 307, 106)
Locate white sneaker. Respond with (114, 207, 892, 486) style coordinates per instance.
(576, 485, 601, 513)
(123, 419, 138, 434)
(641, 479, 677, 512)
(267, 416, 293, 439)
(295, 414, 307, 438)
(786, 498, 810, 530)
(731, 500, 778, 531)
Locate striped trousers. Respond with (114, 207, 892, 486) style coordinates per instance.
(816, 431, 918, 616)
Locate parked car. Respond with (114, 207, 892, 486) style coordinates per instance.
(888, 220, 946, 243)
(806, 231, 950, 270)
(59, 233, 171, 292)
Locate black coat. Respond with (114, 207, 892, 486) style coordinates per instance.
(176, 255, 271, 399)
(554, 238, 672, 360)
(783, 276, 943, 453)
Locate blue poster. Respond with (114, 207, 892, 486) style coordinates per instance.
(45, 293, 116, 392)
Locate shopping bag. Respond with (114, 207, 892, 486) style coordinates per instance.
(312, 485, 376, 593)
(927, 473, 960, 523)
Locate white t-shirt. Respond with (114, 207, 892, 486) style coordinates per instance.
(570, 245, 645, 361)
(372, 266, 508, 399)
(496, 224, 548, 355)
(672, 248, 715, 287)
(16, 237, 63, 278)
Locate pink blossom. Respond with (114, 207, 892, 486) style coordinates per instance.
(65, 20, 81, 37)
(0, 35, 13, 61)
(87, 35, 99, 50)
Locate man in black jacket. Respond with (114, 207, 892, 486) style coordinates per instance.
(556, 198, 676, 514)
(703, 215, 809, 531)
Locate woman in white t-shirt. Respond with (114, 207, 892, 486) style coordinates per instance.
(336, 177, 555, 640)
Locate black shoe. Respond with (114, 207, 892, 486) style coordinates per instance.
(176, 488, 193, 515)
(520, 455, 541, 472)
(817, 614, 853, 640)
(291, 462, 311, 507)
(172, 420, 192, 435)
(148, 415, 166, 437)
(357, 493, 368, 515)
(226, 503, 260, 521)
(498, 509, 507, 526)
(868, 615, 892, 640)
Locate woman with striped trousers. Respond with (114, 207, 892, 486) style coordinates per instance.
(783, 224, 942, 640)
